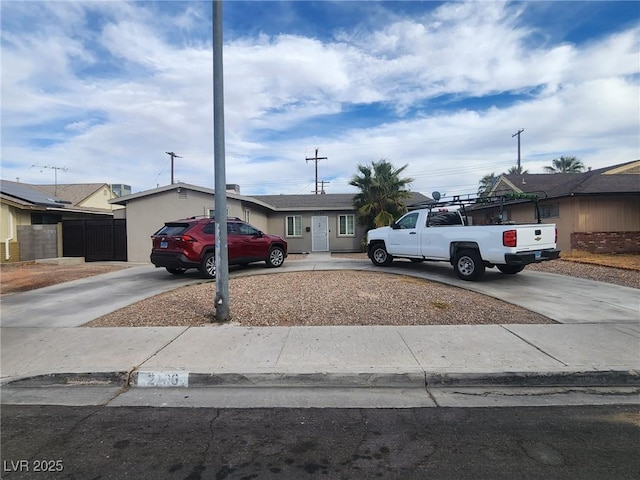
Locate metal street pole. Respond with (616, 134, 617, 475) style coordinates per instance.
(213, 0, 229, 322)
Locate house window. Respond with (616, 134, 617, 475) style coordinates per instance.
(244, 209, 251, 223)
(540, 204, 560, 219)
(338, 214, 355, 236)
(286, 215, 302, 237)
(207, 208, 228, 219)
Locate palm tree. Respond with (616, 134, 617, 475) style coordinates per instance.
(350, 159, 414, 230)
(543, 156, 585, 173)
(507, 165, 528, 174)
(477, 172, 497, 197)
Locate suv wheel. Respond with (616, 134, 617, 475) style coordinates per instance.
(266, 246, 285, 268)
(200, 252, 216, 278)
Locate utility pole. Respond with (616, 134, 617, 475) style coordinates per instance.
(318, 180, 330, 194)
(512, 129, 524, 172)
(31, 164, 68, 196)
(212, 0, 230, 322)
(165, 152, 182, 184)
(306, 148, 327, 195)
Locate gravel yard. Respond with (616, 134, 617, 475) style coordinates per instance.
(85, 254, 639, 328)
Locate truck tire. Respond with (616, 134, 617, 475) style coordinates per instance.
(370, 243, 393, 266)
(266, 246, 285, 268)
(454, 249, 485, 281)
(497, 264, 525, 275)
(199, 251, 216, 279)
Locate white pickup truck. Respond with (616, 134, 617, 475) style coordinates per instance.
(366, 203, 560, 281)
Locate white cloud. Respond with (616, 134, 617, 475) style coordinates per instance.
(1, 1, 638, 197)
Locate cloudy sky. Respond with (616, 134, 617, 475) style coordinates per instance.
(1, 1, 638, 198)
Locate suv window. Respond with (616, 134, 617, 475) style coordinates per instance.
(202, 222, 216, 234)
(155, 223, 190, 236)
(237, 223, 260, 236)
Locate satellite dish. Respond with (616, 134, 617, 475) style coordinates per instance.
(432, 191, 441, 201)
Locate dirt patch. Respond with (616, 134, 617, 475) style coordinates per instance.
(0, 262, 128, 295)
(559, 251, 640, 270)
(85, 270, 555, 328)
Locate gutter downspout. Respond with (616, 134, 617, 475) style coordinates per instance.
(5, 211, 14, 260)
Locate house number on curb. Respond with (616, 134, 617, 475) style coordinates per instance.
(136, 371, 189, 387)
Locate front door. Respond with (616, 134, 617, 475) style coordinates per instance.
(311, 216, 329, 252)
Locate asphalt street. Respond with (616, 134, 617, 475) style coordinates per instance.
(2, 404, 639, 480)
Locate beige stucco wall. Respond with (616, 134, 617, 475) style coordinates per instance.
(1, 203, 18, 262)
(80, 186, 124, 211)
(1, 204, 32, 239)
(1, 203, 13, 241)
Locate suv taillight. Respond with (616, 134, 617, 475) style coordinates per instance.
(503, 229, 517, 247)
(178, 235, 197, 243)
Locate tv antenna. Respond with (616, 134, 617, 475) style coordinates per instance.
(31, 164, 68, 196)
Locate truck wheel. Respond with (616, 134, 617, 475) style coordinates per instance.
(497, 264, 525, 275)
(199, 252, 216, 279)
(370, 244, 393, 266)
(266, 246, 285, 268)
(454, 249, 485, 281)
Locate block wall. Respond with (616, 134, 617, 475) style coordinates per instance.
(571, 232, 640, 254)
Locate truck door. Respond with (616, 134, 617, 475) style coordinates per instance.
(388, 211, 420, 256)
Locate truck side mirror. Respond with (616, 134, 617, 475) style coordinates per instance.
(390, 222, 400, 230)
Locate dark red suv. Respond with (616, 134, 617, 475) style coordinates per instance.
(150, 216, 287, 278)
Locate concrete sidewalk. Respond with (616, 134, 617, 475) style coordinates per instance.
(2, 323, 639, 389)
(1, 254, 639, 394)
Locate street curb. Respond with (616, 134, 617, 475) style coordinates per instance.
(425, 370, 640, 387)
(129, 369, 640, 389)
(4, 369, 639, 389)
(3, 372, 130, 388)
(185, 372, 426, 388)
(129, 371, 427, 388)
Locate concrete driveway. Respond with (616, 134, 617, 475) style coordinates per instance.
(1, 255, 638, 328)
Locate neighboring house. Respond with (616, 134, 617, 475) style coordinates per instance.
(30, 183, 128, 212)
(110, 183, 430, 263)
(468, 160, 640, 253)
(0, 180, 115, 262)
